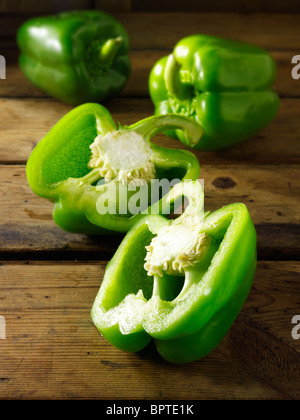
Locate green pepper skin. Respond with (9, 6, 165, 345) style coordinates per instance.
(91, 182, 257, 364)
(149, 34, 280, 151)
(26, 103, 203, 235)
(17, 10, 131, 105)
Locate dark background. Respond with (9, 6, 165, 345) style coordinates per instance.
(0, 0, 299, 14)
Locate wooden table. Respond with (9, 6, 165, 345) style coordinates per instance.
(0, 10, 299, 400)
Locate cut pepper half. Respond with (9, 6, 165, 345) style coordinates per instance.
(26, 103, 204, 234)
(91, 180, 257, 364)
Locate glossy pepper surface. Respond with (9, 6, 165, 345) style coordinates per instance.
(26, 103, 204, 235)
(91, 181, 257, 364)
(149, 34, 280, 151)
(17, 10, 131, 105)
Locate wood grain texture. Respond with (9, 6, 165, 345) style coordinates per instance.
(0, 261, 298, 399)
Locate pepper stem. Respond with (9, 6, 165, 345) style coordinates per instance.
(86, 37, 123, 74)
(164, 54, 193, 100)
(99, 37, 123, 64)
(130, 114, 204, 147)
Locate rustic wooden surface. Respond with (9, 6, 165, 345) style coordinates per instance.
(0, 9, 299, 400)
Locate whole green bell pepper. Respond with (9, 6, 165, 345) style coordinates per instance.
(91, 180, 257, 364)
(26, 103, 204, 235)
(17, 10, 131, 105)
(149, 34, 280, 151)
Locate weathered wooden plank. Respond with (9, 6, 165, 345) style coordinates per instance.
(0, 165, 299, 258)
(229, 260, 300, 398)
(0, 260, 298, 399)
(0, 98, 73, 164)
(0, 97, 299, 165)
(0, 13, 299, 50)
(0, 49, 297, 99)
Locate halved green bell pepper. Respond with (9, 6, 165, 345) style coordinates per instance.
(17, 10, 131, 105)
(91, 180, 257, 364)
(26, 103, 204, 234)
(149, 34, 280, 151)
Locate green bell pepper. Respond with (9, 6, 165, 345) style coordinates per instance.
(17, 10, 131, 105)
(26, 103, 204, 235)
(91, 180, 257, 364)
(149, 34, 280, 151)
